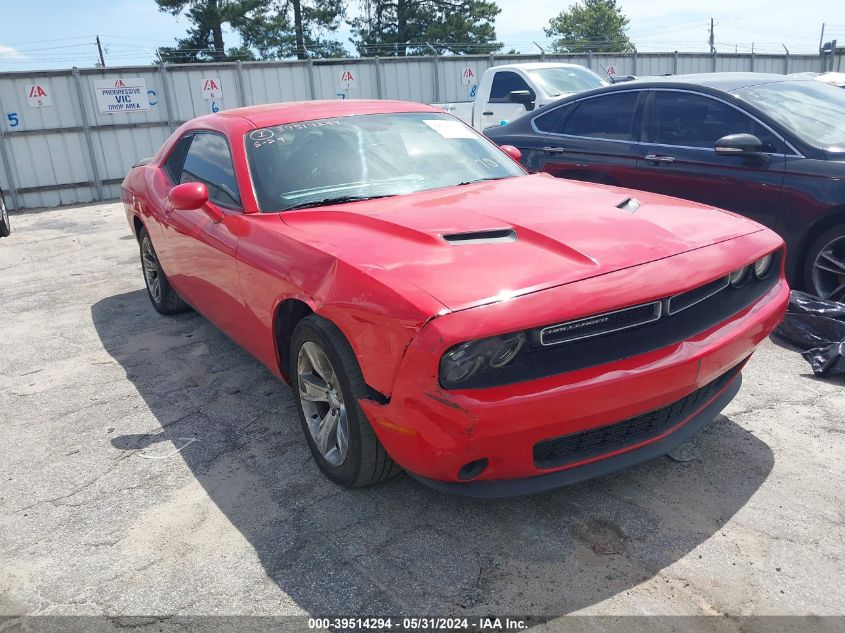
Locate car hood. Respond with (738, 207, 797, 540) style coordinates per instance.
(280, 174, 762, 312)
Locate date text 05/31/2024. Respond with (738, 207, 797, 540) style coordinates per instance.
(308, 617, 528, 630)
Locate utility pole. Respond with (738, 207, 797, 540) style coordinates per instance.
(96, 35, 105, 67)
(709, 18, 716, 54)
(819, 23, 825, 52)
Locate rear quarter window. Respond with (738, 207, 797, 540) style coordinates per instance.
(533, 103, 575, 133)
(563, 92, 640, 141)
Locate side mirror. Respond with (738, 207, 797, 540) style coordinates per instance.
(169, 182, 223, 223)
(507, 90, 536, 111)
(169, 182, 209, 210)
(714, 133, 764, 156)
(500, 145, 522, 162)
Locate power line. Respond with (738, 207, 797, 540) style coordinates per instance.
(0, 34, 97, 45)
(4, 42, 94, 54)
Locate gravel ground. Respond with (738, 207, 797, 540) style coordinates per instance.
(0, 203, 843, 630)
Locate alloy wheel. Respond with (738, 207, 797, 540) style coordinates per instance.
(811, 235, 845, 301)
(141, 237, 162, 305)
(296, 341, 349, 467)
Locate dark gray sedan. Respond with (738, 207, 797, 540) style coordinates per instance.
(486, 73, 845, 301)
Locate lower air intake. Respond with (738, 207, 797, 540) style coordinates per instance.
(532, 365, 739, 470)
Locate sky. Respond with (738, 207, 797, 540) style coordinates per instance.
(0, 0, 843, 71)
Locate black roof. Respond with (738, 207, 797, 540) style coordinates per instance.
(626, 72, 813, 92)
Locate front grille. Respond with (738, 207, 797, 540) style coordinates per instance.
(449, 251, 780, 389)
(532, 365, 739, 469)
(668, 275, 729, 315)
(540, 301, 661, 345)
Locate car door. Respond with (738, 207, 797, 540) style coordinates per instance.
(524, 90, 646, 189)
(635, 89, 787, 228)
(479, 70, 536, 130)
(160, 131, 246, 333)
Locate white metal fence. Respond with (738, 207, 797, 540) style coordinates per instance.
(0, 50, 842, 210)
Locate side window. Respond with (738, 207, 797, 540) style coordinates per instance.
(563, 92, 640, 141)
(650, 92, 782, 152)
(533, 103, 575, 133)
(180, 132, 241, 209)
(489, 71, 535, 102)
(163, 135, 191, 184)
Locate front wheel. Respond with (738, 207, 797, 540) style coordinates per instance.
(0, 192, 10, 238)
(291, 314, 398, 488)
(804, 226, 845, 301)
(138, 227, 190, 315)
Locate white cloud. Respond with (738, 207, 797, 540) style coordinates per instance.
(0, 44, 26, 60)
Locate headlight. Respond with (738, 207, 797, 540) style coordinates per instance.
(440, 332, 526, 387)
(729, 265, 751, 287)
(753, 254, 773, 279)
(439, 342, 485, 385)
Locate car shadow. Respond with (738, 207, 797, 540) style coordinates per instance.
(92, 290, 774, 616)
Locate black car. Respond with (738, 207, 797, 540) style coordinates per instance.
(486, 73, 845, 301)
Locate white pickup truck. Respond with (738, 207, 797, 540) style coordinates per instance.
(435, 62, 610, 131)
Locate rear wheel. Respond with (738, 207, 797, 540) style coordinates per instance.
(138, 227, 190, 315)
(291, 314, 398, 488)
(0, 192, 10, 238)
(804, 226, 845, 301)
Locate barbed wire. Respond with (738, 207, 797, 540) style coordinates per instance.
(1, 31, 832, 58)
(0, 33, 837, 67)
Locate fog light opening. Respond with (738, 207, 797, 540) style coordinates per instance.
(457, 458, 489, 481)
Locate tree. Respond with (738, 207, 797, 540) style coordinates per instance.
(155, 0, 249, 62)
(155, 0, 347, 63)
(544, 0, 633, 53)
(350, 0, 501, 57)
(236, 0, 348, 59)
(157, 30, 256, 63)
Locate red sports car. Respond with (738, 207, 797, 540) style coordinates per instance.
(122, 100, 788, 498)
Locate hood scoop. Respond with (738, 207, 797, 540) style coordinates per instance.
(442, 228, 517, 245)
(616, 197, 641, 213)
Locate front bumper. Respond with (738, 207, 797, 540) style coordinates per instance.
(358, 232, 788, 492)
(408, 371, 741, 499)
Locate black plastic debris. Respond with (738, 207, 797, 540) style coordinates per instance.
(774, 291, 845, 376)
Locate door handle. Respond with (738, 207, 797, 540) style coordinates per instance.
(482, 111, 494, 116)
(643, 154, 676, 164)
(542, 146, 566, 155)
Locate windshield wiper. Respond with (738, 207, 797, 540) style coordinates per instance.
(455, 176, 510, 186)
(283, 195, 393, 211)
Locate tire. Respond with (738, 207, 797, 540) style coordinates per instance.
(138, 227, 190, 315)
(290, 314, 399, 488)
(803, 225, 845, 301)
(0, 192, 10, 238)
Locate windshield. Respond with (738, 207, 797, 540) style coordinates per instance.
(245, 112, 525, 212)
(527, 67, 608, 97)
(734, 80, 845, 149)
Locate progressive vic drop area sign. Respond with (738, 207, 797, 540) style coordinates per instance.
(93, 78, 150, 114)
